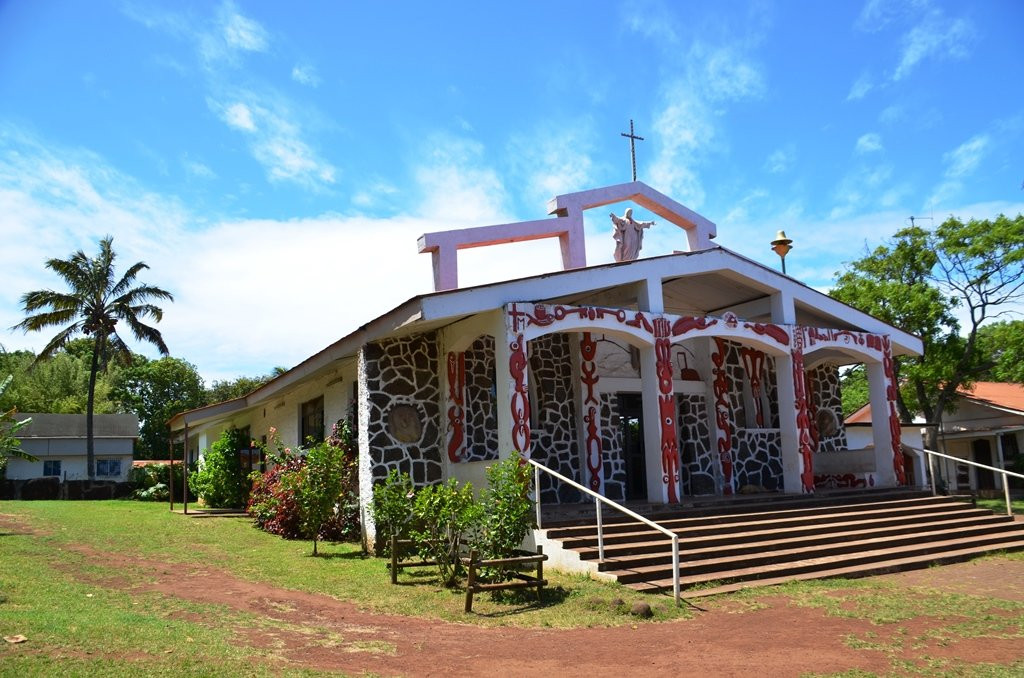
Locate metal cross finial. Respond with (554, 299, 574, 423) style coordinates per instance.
(620, 119, 644, 182)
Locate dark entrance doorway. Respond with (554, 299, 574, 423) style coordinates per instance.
(972, 439, 995, 490)
(618, 393, 647, 501)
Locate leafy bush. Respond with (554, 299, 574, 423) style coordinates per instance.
(370, 468, 415, 555)
(247, 422, 360, 546)
(128, 462, 185, 501)
(476, 456, 534, 576)
(189, 428, 249, 508)
(370, 455, 536, 586)
(410, 479, 482, 588)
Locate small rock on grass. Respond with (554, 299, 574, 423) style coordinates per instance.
(4, 635, 27, 644)
(630, 602, 653, 618)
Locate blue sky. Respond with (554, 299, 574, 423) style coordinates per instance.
(1, 0, 1022, 383)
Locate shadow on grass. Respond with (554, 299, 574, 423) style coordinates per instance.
(466, 586, 573, 618)
(308, 549, 369, 560)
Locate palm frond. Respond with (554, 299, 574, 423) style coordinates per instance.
(124, 315, 169, 355)
(110, 261, 149, 296)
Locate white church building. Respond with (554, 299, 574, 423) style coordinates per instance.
(169, 181, 922, 544)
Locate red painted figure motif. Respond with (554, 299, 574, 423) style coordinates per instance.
(740, 347, 766, 428)
(509, 334, 531, 457)
(579, 333, 602, 492)
(882, 336, 905, 485)
(711, 337, 734, 495)
(654, 317, 680, 503)
(446, 352, 465, 463)
(792, 328, 815, 493)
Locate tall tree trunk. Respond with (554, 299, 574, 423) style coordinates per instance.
(86, 337, 101, 484)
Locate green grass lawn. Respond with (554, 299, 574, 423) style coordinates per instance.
(976, 497, 1024, 516)
(3, 500, 1023, 677)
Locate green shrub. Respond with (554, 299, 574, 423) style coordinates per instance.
(371, 468, 415, 555)
(292, 421, 359, 555)
(128, 462, 185, 501)
(188, 428, 249, 508)
(476, 456, 535, 575)
(410, 479, 482, 588)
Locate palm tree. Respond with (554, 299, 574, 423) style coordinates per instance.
(12, 236, 173, 482)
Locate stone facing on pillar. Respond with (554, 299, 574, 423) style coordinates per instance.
(463, 335, 498, 462)
(528, 333, 581, 504)
(363, 334, 443, 487)
(678, 393, 714, 496)
(807, 363, 848, 453)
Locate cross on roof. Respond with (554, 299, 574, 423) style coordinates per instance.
(620, 119, 644, 182)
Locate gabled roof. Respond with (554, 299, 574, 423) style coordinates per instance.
(170, 245, 924, 431)
(15, 413, 139, 439)
(958, 382, 1024, 415)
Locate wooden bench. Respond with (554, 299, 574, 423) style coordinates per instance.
(462, 546, 547, 613)
(386, 536, 439, 584)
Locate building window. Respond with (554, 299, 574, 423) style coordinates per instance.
(43, 460, 61, 476)
(300, 396, 325, 445)
(96, 459, 122, 477)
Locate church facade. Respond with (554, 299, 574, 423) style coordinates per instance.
(169, 182, 922, 543)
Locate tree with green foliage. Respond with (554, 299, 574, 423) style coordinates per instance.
(205, 367, 287, 404)
(0, 375, 37, 476)
(291, 436, 347, 556)
(111, 356, 206, 458)
(0, 344, 123, 415)
(189, 428, 249, 508)
(976, 320, 1024, 384)
(12, 237, 173, 481)
(831, 214, 1024, 447)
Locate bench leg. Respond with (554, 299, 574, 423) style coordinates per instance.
(464, 549, 478, 613)
(536, 546, 544, 602)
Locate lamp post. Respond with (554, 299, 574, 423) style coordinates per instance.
(770, 230, 793, 274)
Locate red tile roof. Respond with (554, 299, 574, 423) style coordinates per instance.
(958, 381, 1024, 413)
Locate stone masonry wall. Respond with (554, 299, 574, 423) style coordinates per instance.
(362, 333, 443, 488)
(463, 335, 498, 462)
(529, 333, 581, 504)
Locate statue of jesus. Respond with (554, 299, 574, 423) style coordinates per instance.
(610, 208, 655, 262)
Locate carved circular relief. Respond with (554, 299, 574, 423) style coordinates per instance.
(816, 409, 840, 437)
(387, 404, 423, 444)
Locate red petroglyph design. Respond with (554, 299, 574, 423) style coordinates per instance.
(743, 322, 791, 346)
(740, 348, 767, 428)
(446, 352, 465, 463)
(654, 317, 680, 502)
(792, 328, 815, 494)
(712, 337, 734, 495)
(509, 334, 530, 456)
(882, 336, 905, 485)
(580, 332, 602, 492)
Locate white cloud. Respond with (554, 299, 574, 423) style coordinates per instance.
(764, 147, 794, 175)
(209, 93, 336, 190)
(855, 133, 884, 154)
(856, 0, 929, 32)
(847, 72, 873, 101)
(183, 157, 216, 179)
(927, 133, 990, 208)
(893, 9, 974, 81)
(0, 127, 569, 382)
(291, 64, 321, 87)
(222, 102, 257, 132)
(411, 133, 511, 225)
(506, 120, 597, 207)
(943, 134, 989, 178)
(702, 46, 765, 102)
(221, 3, 268, 52)
(829, 163, 894, 219)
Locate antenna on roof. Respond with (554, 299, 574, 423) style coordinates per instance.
(907, 215, 933, 228)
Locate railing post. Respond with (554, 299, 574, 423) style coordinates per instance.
(1004, 476, 1013, 517)
(596, 499, 605, 562)
(534, 464, 543, 530)
(671, 534, 680, 606)
(928, 453, 937, 496)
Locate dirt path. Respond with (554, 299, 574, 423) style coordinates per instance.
(5, 513, 1023, 676)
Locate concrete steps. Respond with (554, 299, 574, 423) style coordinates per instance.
(539, 492, 1024, 598)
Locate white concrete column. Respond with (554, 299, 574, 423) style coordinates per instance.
(770, 291, 796, 325)
(639, 344, 666, 502)
(356, 346, 377, 549)
(492, 310, 525, 461)
(866, 361, 898, 487)
(776, 351, 804, 494)
(638, 276, 664, 314)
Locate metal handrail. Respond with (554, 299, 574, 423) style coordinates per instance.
(527, 458, 681, 605)
(913, 446, 1023, 516)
